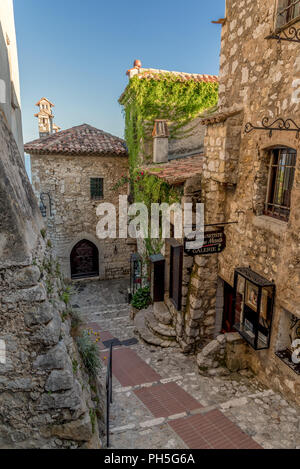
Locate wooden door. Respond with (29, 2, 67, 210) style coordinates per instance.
(70, 240, 99, 279)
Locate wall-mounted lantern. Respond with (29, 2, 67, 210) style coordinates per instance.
(39, 192, 53, 218)
(232, 267, 275, 350)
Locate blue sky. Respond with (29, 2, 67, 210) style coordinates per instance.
(14, 0, 224, 168)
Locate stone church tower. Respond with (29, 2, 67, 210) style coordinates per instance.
(35, 97, 60, 137)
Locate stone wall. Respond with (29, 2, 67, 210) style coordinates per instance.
(0, 113, 104, 448)
(162, 175, 219, 354)
(192, 0, 300, 405)
(30, 153, 135, 280)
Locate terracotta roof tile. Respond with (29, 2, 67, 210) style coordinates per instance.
(200, 109, 243, 125)
(128, 67, 218, 84)
(24, 124, 128, 156)
(144, 155, 203, 185)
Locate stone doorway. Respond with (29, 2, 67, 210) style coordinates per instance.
(70, 239, 99, 279)
(221, 281, 235, 333)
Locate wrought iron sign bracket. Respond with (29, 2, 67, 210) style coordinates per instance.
(245, 117, 300, 139)
(265, 26, 300, 44)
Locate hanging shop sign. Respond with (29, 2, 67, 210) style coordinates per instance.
(184, 229, 226, 256)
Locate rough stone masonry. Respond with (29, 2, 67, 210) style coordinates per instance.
(0, 111, 104, 449)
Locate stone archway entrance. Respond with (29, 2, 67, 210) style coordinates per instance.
(70, 239, 99, 279)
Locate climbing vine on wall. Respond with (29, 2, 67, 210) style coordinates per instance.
(113, 170, 183, 212)
(118, 73, 217, 257)
(119, 73, 219, 173)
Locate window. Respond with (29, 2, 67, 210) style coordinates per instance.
(265, 147, 296, 222)
(90, 178, 104, 200)
(233, 268, 275, 350)
(276, 0, 300, 29)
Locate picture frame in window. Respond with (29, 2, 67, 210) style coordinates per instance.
(245, 282, 259, 312)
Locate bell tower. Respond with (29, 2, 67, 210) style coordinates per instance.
(35, 97, 61, 138)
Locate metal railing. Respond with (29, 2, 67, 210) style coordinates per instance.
(106, 343, 113, 448)
(277, 0, 300, 25)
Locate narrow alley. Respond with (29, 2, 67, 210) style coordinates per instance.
(72, 280, 300, 450)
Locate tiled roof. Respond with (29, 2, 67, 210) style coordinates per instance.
(128, 67, 218, 83)
(119, 65, 218, 103)
(144, 155, 203, 186)
(24, 124, 128, 156)
(200, 109, 243, 126)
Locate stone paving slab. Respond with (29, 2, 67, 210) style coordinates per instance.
(110, 423, 187, 450)
(135, 382, 202, 418)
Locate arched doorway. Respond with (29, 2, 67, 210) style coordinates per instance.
(70, 239, 99, 279)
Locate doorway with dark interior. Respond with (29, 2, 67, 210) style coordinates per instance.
(222, 281, 235, 333)
(70, 239, 99, 280)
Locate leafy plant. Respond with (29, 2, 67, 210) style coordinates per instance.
(60, 285, 72, 305)
(89, 408, 96, 434)
(76, 330, 101, 377)
(72, 359, 78, 374)
(131, 286, 152, 311)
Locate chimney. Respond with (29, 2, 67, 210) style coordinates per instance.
(127, 59, 142, 79)
(152, 119, 169, 164)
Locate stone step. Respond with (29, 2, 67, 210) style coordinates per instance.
(153, 302, 172, 326)
(73, 303, 130, 311)
(134, 309, 179, 349)
(79, 304, 131, 318)
(145, 310, 177, 340)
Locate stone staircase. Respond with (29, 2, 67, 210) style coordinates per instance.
(134, 302, 179, 348)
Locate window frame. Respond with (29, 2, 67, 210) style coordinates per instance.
(232, 268, 276, 351)
(275, 0, 300, 31)
(90, 177, 104, 200)
(264, 147, 296, 222)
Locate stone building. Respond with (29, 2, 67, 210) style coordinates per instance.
(125, 4, 300, 407)
(0, 0, 23, 156)
(120, 60, 218, 166)
(0, 2, 104, 448)
(25, 122, 135, 281)
(120, 62, 219, 347)
(193, 0, 300, 406)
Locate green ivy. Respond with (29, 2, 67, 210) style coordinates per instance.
(119, 73, 219, 173)
(119, 73, 217, 258)
(133, 171, 183, 212)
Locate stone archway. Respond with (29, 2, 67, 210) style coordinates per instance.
(70, 239, 99, 279)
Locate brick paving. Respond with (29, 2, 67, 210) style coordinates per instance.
(91, 319, 262, 449)
(100, 347, 161, 387)
(135, 382, 202, 418)
(76, 280, 300, 450)
(169, 411, 262, 450)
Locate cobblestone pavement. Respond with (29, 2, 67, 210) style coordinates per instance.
(73, 279, 300, 450)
